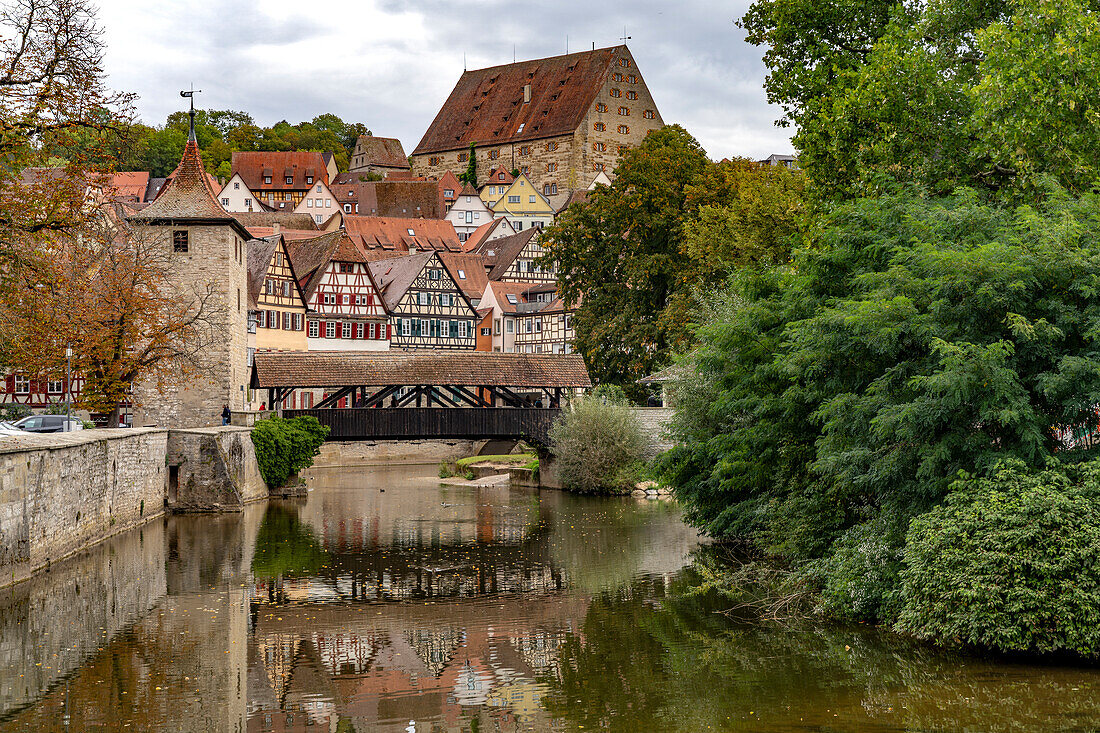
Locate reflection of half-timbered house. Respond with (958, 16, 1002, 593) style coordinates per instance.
(247, 235, 309, 357)
(286, 231, 391, 352)
(368, 252, 478, 350)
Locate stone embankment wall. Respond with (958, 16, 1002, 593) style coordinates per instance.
(318, 439, 480, 466)
(0, 428, 168, 588)
(0, 426, 265, 589)
(166, 427, 267, 511)
(631, 407, 675, 460)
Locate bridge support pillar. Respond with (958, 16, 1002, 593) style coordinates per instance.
(537, 450, 563, 489)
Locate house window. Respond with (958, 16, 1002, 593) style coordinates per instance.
(643, 110, 655, 119)
(233, 182, 240, 189)
(420, 318, 429, 336)
(520, 166, 530, 176)
(547, 141, 558, 152)
(529, 195, 536, 203)
(315, 214, 322, 223)
(594, 122, 605, 131)
(401, 319, 411, 336)
(407, 228, 415, 235)
(14, 375, 29, 394)
(221, 197, 229, 206)
(307, 177, 313, 184)
(550, 183, 558, 195)
(506, 319, 514, 333)
(47, 379, 62, 393)
(264, 176, 272, 184)
(343, 203, 351, 212)
(519, 145, 531, 156)
(325, 322, 336, 338)
(285, 176, 293, 184)
(594, 142, 605, 152)
(245, 198, 251, 207)
(355, 323, 364, 338)
(618, 125, 630, 134)
(309, 321, 319, 338)
(458, 320, 468, 337)
(629, 74, 638, 83)
(594, 163, 605, 171)
(490, 149, 500, 159)
(368, 323, 376, 339)
(627, 91, 637, 100)
(547, 162, 557, 173)
(172, 230, 188, 253)
(418, 291, 428, 306)
(441, 293, 451, 307)
(307, 199, 313, 207)
(618, 58, 630, 67)
(429, 156, 441, 166)
(497, 172, 505, 181)
(613, 72, 623, 82)
(341, 294, 349, 305)
(339, 263, 353, 273)
(525, 319, 533, 333)
(609, 88, 622, 98)
(619, 107, 630, 116)
(508, 195, 521, 203)
(458, 152, 468, 162)
(457, 269, 466, 279)
(596, 103, 607, 113)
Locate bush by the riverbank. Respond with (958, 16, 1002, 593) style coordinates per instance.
(897, 460, 1100, 657)
(549, 392, 646, 494)
(251, 415, 329, 488)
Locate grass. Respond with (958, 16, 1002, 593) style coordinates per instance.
(455, 453, 535, 469)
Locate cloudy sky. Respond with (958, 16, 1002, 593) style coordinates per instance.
(98, 0, 794, 160)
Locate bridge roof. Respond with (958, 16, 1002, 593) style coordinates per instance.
(251, 350, 592, 389)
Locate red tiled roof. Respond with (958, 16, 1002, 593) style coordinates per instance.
(438, 252, 490, 301)
(343, 216, 462, 254)
(483, 168, 515, 187)
(351, 135, 410, 169)
(286, 231, 376, 302)
(231, 151, 331, 192)
(328, 179, 444, 218)
(472, 227, 539, 280)
(130, 140, 234, 222)
(462, 217, 510, 252)
(244, 226, 325, 241)
(412, 46, 624, 155)
(251, 350, 592, 388)
(367, 251, 435, 311)
(106, 171, 150, 200)
(232, 211, 319, 230)
(438, 171, 461, 201)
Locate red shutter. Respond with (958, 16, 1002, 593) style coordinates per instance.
(319, 320, 326, 337)
(386, 324, 392, 340)
(334, 321, 342, 338)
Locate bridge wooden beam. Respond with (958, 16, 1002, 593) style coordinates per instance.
(360, 385, 402, 409)
(449, 385, 491, 407)
(315, 385, 356, 409)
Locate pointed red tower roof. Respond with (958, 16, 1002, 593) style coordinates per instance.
(130, 138, 233, 221)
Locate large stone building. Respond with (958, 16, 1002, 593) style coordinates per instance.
(129, 129, 253, 427)
(410, 45, 664, 195)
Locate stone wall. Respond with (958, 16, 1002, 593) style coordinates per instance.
(317, 439, 480, 466)
(631, 407, 675, 460)
(166, 427, 267, 512)
(0, 428, 168, 587)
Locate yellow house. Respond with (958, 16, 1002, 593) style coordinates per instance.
(490, 174, 555, 232)
(247, 234, 309, 356)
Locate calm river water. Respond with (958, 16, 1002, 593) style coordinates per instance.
(2, 461, 1100, 732)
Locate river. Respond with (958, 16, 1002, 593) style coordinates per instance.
(2, 460, 1100, 732)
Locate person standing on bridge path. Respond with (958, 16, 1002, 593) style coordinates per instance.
(221, 404, 231, 426)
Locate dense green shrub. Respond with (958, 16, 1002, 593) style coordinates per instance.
(251, 415, 329, 488)
(897, 460, 1100, 657)
(549, 394, 646, 494)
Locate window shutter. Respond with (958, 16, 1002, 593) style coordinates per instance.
(319, 320, 326, 335)
(386, 324, 392, 339)
(334, 321, 342, 338)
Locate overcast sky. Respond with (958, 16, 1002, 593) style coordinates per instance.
(98, 0, 794, 160)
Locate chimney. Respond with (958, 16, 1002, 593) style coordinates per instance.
(523, 84, 531, 103)
(273, 222, 281, 235)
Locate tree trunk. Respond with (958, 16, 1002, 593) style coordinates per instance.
(108, 404, 121, 428)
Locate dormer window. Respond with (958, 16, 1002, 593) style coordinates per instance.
(498, 173, 505, 181)
(307, 177, 314, 184)
(285, 176, 293, 184)
(458, 269, 466, 279)
(506, 294, 518, 304)
(407, 228, 415, 236)
(517, 123, 525, 133)
(264, 176, 272, 184)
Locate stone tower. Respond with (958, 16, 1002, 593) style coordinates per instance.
(129, 124, 252, 427)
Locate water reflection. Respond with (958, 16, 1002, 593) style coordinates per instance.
(3, 462, 1100, 732)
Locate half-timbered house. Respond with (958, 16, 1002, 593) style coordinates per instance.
(286, 231, 391, 352)
(247, 235, 309, 360)
(470, 228, 556, 284)
(478, 281, 575, 353)
(368, 252, 479, 350)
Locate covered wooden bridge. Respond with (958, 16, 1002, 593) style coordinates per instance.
(250, 351, 592, 444)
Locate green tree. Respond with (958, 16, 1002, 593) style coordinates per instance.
(542, 125, 710, 395)
(459, 142, 477, 186)
(658, 187, 1100, 619)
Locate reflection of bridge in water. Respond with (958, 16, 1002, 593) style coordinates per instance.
(251, 351, 592, 445)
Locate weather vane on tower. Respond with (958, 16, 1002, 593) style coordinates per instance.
(180, 85, 201, 141)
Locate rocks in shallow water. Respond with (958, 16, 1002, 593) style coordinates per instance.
(632, 489, 647, 497)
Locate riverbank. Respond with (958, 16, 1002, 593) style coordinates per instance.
(0, 426, 264, 588)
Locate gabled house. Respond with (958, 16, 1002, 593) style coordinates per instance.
(286, 231, 390, 352)
(292, 179, 340, 225)
(478, 281, 574, 353)
(231, 151, 332, 210)
(470, 228, 555, 283)
(247, 235, 310, 357)
(343, 216, 463, 257)
(348, 134, 411, 175)
(461, 217, 515, 252)
(328, 176, 445, 218)
(438, 252, 490, 307)
(368, 252, 479, 350)
(446, 184, 498, 242)
(490, 174, 554, 231)
(217, 173, 267, 213)
(438, 170, 461, 212)
(479, 168, 515, 208)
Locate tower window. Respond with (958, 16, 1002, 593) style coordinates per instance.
(643, 110, 656, 119)
(172, 230, 189, 253)
(594, 122, 605, 132)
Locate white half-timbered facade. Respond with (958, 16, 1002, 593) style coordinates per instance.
(369, 251, 478, 350)
(286, 231, 391, 351)
(478, 281, 575, 353)
(248, 235, 309, 355)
